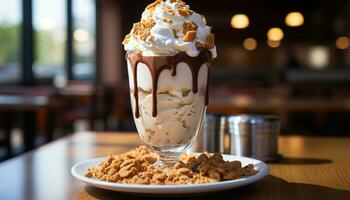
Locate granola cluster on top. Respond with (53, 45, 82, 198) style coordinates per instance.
(123, 0, 216, 56)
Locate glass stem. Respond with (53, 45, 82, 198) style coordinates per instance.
(154, 151, 179, 168)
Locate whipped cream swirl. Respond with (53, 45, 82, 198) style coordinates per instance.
(123, 0, 217, 58)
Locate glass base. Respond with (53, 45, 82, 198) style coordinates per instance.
(148, 137, 197, 168)
(153, 152, 180, 168)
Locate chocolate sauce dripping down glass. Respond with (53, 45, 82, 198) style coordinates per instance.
(127, 50, 212, 118)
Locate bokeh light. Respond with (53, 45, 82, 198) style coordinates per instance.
(267, 27, 284, 41)
(73, 28, 89, 42)
(38, 18, 56, 30)
(308, 46, 330, 69)
(285, 12, 304, 27)
(231, 14, 249, 29)
(335, 36, 350, 50)
(243, 38, 257, 51)
(267, 40, 281, 48)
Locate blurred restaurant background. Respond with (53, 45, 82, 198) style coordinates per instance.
(0, 0, 350, 161)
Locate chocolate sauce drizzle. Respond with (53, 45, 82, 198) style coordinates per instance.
(127, 51, 212, 118)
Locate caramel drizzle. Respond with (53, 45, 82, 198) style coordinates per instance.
(127, 51, 212, 118)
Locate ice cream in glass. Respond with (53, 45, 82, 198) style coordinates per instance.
(123, 0, 216, 167)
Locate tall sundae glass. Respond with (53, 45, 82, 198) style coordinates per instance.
(122, 0, 217, 167)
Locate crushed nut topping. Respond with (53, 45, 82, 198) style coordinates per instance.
(183, 21, 198, 34)
(146, 0, 163, 11)
(170, 0, 192, 16)
(123, 0, 216, 53)
(178, 8, 193, 16)
(163, 18, 173, 24)
(131, 19, 156, 41)
(85, 146, 257, 185)
(164, 5, 175, 15)
(183, 30, 197, 42)
(122, 34, 131, 45)
(206, 33, 215, 49)
(170, 0, 186, 6)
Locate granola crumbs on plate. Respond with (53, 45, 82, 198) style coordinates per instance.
(85, 146, 258, 185)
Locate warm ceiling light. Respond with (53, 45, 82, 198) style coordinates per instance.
(74, 28, 89, 42)
(243, 38, 257, 51)
(285, 12, 304, 27)
(335, 36, 350, 49)
(267, 40, 281, 48)
(308, 46, 330, 69)
(231, 14, 249, 29)
(267, 27, 284, 41)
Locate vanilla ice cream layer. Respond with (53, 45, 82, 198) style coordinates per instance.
(127, 61, 208, 147)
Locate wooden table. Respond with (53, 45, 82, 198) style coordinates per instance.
(0, 132, 349, 200)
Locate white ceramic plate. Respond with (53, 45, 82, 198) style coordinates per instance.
(71, 154, 269, 195)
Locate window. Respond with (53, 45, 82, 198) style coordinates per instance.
(0, 0, 97, 84)
(33, 0, 67, 79)
(0, 0, 21, 83)
(73, 0, 96, 80)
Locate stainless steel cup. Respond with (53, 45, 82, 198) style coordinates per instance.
(191, 113, 221, 152)
(219, 115, 281, 161)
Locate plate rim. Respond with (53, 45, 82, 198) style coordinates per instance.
(71, 154, 269, 193)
